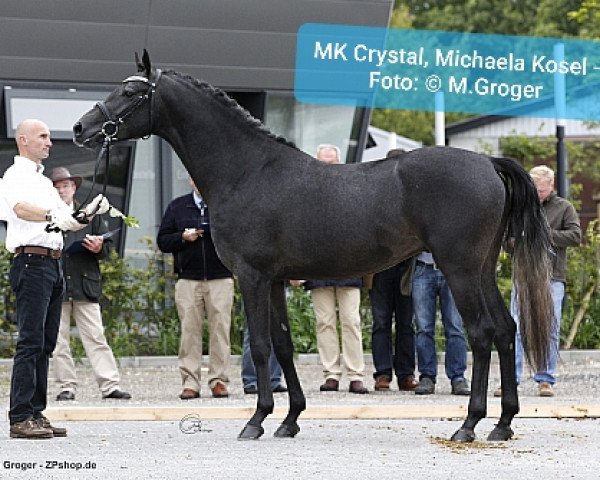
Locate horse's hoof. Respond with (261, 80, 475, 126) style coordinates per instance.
(273, 423, 300, 438)
(487, 425, 514, 441)
(450, 428, 476, 443)
(237, 424, 264, 440)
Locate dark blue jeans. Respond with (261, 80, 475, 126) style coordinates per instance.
(9, 254, 64, 424)
(412, 262, 467, 383)
(241, 325, 282, 388)
(369, 262, 415, 382)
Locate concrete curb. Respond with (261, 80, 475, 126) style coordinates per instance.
(1, 350, 599, 368)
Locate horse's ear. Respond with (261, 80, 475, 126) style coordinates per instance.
(141, 49, 152, 77)
(135, 51, 144, 72)
(134, 50, 152, 76)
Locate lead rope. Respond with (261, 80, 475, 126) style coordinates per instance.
(45, 138, 111, 232)
(72, 137, 111, 224)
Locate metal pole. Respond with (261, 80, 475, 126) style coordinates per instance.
(554, 43, 568, 198)
(434, 91, 445, 146)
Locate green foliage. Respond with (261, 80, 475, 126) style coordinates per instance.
(562, 221, 600, 348)
(378, 1, 586, 145)
(568, 0, 600, 39)
(400, 0, 581, 36)
(0, 246, 16, 357)
(499, 133, 554, 168)
(99, 237, 180, 356)
(2, 226, 598, 356)
(0, 240, 374, 358)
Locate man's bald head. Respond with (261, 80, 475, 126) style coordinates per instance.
(15, 119, 52, 163)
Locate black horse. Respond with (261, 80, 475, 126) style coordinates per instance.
(74, 51, 553, 443)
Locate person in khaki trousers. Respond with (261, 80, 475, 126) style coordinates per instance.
(289, 144, 368, 394)
(157, 179, 233, 399)
(51, 167, 130, 401)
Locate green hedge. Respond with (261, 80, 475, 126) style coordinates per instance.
(0, 226, 598, 358)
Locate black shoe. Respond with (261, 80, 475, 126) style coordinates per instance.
(56, 391, 75, 401)
(243, 385, 258, 394)
(320, 378, 339, 391)
(451, 378, 471, 396)
(349, 380, 368, 394)
(102, 389, 131, 400)
(415, 377, 435, 395)
(272, 384, 288, 393)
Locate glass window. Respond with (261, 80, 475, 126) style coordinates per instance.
(123, 137, 160, 260)
(265, 93, 366, 163)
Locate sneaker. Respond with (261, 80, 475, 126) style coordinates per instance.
(538, 382, 554, 397)
(451, 378, 471, 396)
(414, 377, 435, 395)
(272, 384, 288, 393)
(374, 375, 391, 391)
(36, 416, 67, 437)
(10, 417, 53, 439)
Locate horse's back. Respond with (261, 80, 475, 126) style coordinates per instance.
(392, 146, 506, 253)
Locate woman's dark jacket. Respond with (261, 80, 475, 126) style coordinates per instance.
(61, 209, 110, 303)
(156, 193, 232, 280)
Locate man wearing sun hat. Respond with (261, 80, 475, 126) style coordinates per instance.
(50, 166, 131, 402)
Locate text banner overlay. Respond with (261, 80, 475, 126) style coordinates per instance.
(295, 24, 600, 120)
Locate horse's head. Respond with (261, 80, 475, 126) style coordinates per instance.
(73, 50, 161, 147)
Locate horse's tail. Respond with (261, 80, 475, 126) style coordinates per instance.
(491, 157, 553, 372)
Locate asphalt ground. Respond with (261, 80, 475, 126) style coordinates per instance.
(0, 352, 599, 479)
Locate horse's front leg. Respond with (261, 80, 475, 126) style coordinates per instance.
(237, 273, 274, 440)
(269, 281, 306, 438)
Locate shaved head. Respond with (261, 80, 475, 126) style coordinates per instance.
(15, 119, 52, 163)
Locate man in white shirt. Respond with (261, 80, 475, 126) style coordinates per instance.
(2, 119, 102, 439)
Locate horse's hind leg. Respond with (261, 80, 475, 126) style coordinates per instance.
(237, 272, 275, 440)
(269, 281, 306, 438)
(488, 285, 519, 441)
(443, 268, 494, 443)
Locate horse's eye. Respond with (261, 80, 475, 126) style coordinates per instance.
(124, 89, 136, 97)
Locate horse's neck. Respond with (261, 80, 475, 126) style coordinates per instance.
(156, 84, 274, 202)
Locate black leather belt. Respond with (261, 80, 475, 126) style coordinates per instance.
(15, 245, 62, 259)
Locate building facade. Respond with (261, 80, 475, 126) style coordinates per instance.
(0, 0, 393, 258)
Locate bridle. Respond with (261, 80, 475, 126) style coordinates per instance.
(54, 69, 163, 229)
(96, 68, 162, 141)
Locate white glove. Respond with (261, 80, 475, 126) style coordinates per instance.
(84, 194, 110, 216)
(48, 208, 86, 232)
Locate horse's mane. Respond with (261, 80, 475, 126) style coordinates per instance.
(165, 70, 298, 150)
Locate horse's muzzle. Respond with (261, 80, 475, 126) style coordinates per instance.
(72, 122, 99, 148)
